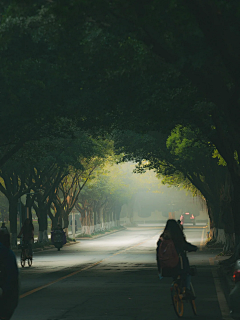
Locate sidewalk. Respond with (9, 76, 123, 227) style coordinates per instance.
(13, 227, 126, 254)
(207, 248, 235, 311)
(13, 239, 78, 254)
(217, 255, 235, 294)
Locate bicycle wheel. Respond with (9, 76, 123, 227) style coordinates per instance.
(171, 283, 184, 317)
(20, 252, 25, 268)
(189, 282, 197, 315)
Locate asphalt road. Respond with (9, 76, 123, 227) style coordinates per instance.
(11, 227, 229, 320)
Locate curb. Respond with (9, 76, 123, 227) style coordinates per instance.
(12, 228, 126, 253)
(218, 261, 235, 293)
(211, 254, 234, 289)
(75, 227, 126, 240)
(33, 241, 78, 252)
(210, 253, 235, 317)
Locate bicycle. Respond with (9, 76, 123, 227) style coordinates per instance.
(170, 271, 197, 317)
(19, 242, 32, 268)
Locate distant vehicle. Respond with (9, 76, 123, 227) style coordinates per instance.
(180, 212, 196, 226)
(230, 260, 240, 319)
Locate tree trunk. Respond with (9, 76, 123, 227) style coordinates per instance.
(50, 215, 58, 230)
(38, 207, 48, 243)
(220, 173, 240, 264)
(87, 210, 91, 234)
(49, 205, 61, 230)
(223, 233, 235, 253)
(231, 181, 240, 247)
(216, 229, 225, 245)
(114, 203, 121, 226)
(63, 210, 69, 236)
(213, 227, 218, 241)
(100, 207, 104, 230)
(9, 198, 18, 247)
(94, 209, 96, 226)
(102, 207, 106, 227)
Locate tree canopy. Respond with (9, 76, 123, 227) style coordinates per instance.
(1, 1, 240, 251)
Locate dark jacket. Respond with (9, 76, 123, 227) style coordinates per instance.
(156, 230, 197, 274)
(18, 225, 34, 242)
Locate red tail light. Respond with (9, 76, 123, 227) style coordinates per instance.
(233, 270, 240, 283)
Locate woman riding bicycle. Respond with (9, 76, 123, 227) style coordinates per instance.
(18, 218, 34, 257)
(157, 219, 197, 295)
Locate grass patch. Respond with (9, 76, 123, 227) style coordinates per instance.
(76, 226, 125, 238)
(217, 251, 233, 256)
(94, 230, 106, 235)
(76, 234, 93, 238)
(33, 240, 52, 249)
(66, 236, 76, 242)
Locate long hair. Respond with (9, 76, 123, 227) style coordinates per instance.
(162, 219, 186, 248)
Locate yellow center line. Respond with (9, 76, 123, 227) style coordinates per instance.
(20, 233, 159, 299)
(184, 225, 208, 229)
(20, 260, 104, 299)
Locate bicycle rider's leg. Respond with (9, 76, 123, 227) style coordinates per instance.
(28, 240, 33, 257)
(22, 240, 26, 258)
(186, 274, 191, 290)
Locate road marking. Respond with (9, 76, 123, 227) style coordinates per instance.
(20, 233, 159, 299)
(19, 259, 104, 299)
(184, 225, 208, 229)
(212, 269, 232, 320)
(200, 228, 205, 251)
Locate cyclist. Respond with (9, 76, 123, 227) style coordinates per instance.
(157, 219, 197, 296)
(0, 228, 19, 319)
(18, 218, 34, 258)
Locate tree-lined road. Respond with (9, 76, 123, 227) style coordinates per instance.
(13, 227, 227, 320)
